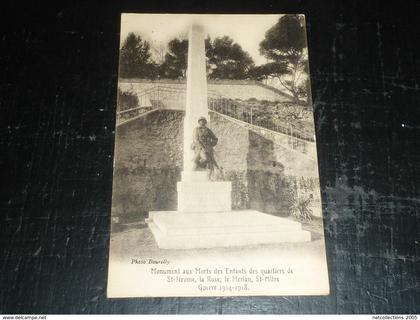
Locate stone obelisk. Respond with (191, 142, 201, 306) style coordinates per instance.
(182, 23, 209, 174)
(177, 23, 232, 212)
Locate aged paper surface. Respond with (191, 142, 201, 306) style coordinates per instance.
(107, 13, 329, 297)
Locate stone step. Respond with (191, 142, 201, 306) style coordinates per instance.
(150, 210, 302, 236)
(147, 210, 311, 249)
(148, 221, 310, 250)
(177, 180, 232, 212)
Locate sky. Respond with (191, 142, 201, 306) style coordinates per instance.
(120, 14, 285, 66)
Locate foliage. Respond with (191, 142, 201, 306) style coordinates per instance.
(259, 15, 307, 61)
(119, 33, 157, 78)
(206, 36, 255, 79)
(247, 62, 288, 81)
(290, 192, 313, 221)
(254, 14, 309, 102)
(210, 97, 314, 140)
(159, 38, 188, 79)
(158, 36, 255, 79)
(119, 19, 309, 90)
(117, 89, 138, 111)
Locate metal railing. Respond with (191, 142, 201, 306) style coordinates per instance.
(116, 86, 171, 125)
(117, 86, 219, 125)
(116, 85, 316, 158)
(207, 95, 316, 157)
(208, 97, 315, 142)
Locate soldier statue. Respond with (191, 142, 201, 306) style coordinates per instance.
(191, 116, 219, 177)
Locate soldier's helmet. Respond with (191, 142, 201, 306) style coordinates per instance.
(198, 116, 207, 124)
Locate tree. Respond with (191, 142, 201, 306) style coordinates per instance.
(151, 42, 167, 65)
(159, 38, 188, 79)
(257, 14, 308, 102)
(248, 62, 288, 81)
(158, 36, 254, 80)
(206, 36, 255, 79)
(119, 32, 157, 79)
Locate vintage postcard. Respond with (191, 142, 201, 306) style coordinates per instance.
(107, 13, 329, 297)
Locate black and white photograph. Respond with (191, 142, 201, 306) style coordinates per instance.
(107, 13, 329, 297)
(3, 0, 420, 315)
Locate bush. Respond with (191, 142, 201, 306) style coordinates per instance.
(290, 192, 313, 221)
(118, 89, 139, 111)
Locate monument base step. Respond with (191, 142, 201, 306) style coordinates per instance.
(146, 210, 311, 249)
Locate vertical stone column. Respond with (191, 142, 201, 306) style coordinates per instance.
(182, 23, 209, 176)
(177, 23, 232, 212)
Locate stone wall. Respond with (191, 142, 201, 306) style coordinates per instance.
(209, 113, 249, 172)
(119, 79, 292, 103)
(114, 110, 183, 169)
(112, 111, 184, 221)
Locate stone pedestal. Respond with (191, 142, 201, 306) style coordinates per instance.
(146, 210, 311, 249)
(177, 171, 232, 212)
(177, 182, 232, 212)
